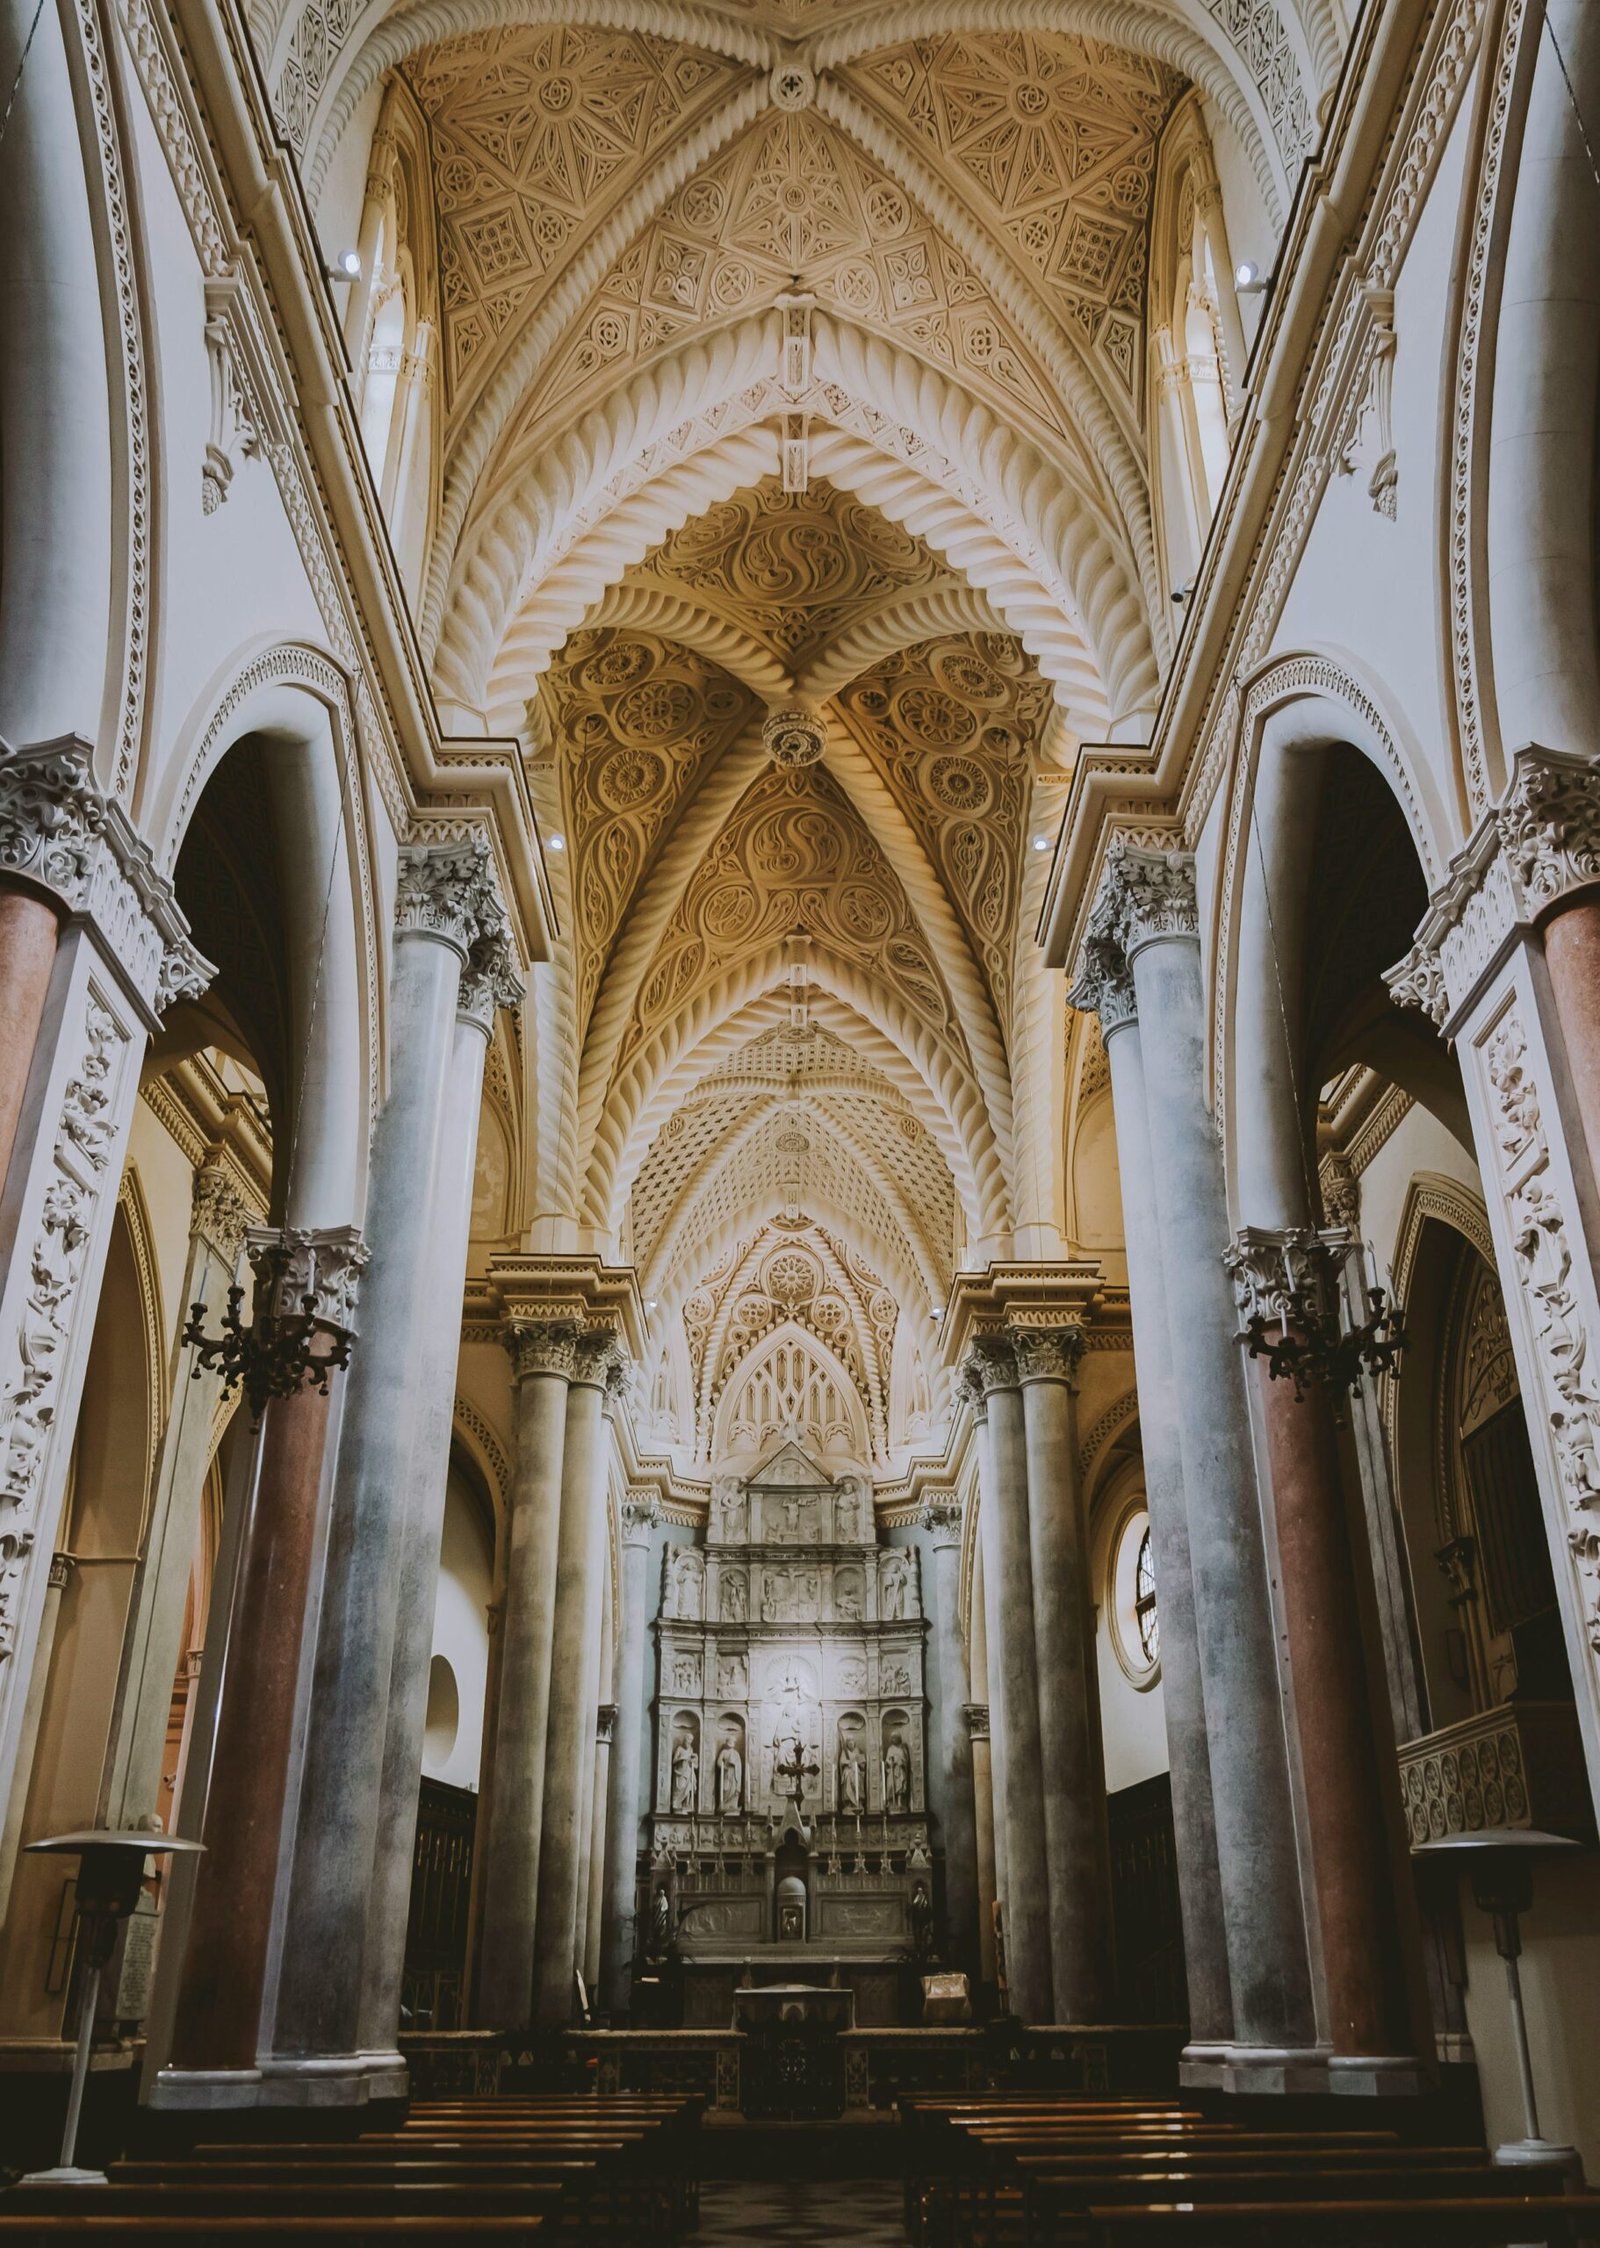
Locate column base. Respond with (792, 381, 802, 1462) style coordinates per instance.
(150, 2053, 408, 2111)
(1493, 2138, 1585, 2181)
(1326, 2052, 1432, 2099)
(1219, 2045, 1332, 2097)
(1177, 2044, 1230, 2089)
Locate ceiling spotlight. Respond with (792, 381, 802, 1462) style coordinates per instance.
(330, 248, 362, 280)
(1032, 834, 1051, 852)
(1235, 260, 1269, 296)
(931, 1305, 944, 1319)
(547, 832, 566, 852)
(646, 1298, 658, 1311)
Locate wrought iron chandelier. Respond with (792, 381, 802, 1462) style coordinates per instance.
(1242, 1274, 1407, 1400)
(182, 1238, 355, 1427)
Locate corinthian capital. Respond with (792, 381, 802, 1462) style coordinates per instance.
(508, 1318, 580, 1382)
(919, 1488, 963, 1545)
(395, 830, 509, 962)
(0, 738, 212, 1023)
(621, 1487, 661, 1545)
(245, 1222, 369, 1329)
(1068, 926, 1136, 1037)
(458, 922, 524, 1034)
(570, 1327, 628, 1396)
(1496, 746, 1600, 913)
(1008, 1322, 1086, 1384)
(1104, 841, 1198, 956)
(959, 1336, 1019, 1399)
(1223, 1225, 1339, 1334)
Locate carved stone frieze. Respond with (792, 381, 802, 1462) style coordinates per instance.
(244, 1223, 370, 1331)
(0, 740, 212, 1023)
(508, 1318, 581, 1383)
(1386, 749, 1600, 1032)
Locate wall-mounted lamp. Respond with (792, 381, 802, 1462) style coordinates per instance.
(327, 248, 363, 282)
(1235, 260, 1270, 297)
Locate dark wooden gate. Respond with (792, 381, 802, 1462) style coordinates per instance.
(402, 1778, 477, 2031)
(1107, 1773, 1187, 2025)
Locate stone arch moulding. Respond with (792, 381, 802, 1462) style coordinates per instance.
(1209, 644, 1456, 1130)
(1078, 1387, 1140, 1485)
(116, 1168, 169, 1486)
(441, 321, 1148, 733)
(452, 1395, 512, 1529)
(1382, 1169, 1497, 1454)
(586, 944, 1012, 1254)
(147, 637, 385, 1170)
(603, 982, 981, 1254)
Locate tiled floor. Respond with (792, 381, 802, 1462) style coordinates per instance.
(697, 2179, 908, 2244)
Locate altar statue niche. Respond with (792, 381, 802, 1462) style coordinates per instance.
(644, 1442, 932, 2028)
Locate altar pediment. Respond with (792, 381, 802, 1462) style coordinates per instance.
(746, 1440, 832, 1490)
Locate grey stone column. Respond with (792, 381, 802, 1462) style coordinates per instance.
(1088, 845, 1314, 2070)
(359, 933, 521, 2065)
(584, 1706, 615, 1996)
(1071, 936, 1232, 2061)
(920, 1492, 979, 1977)
(531, 1333, 618, 2025)
(572, 1374, 624, 1987)
(1011, 1325, 1113, 2021)
(964, 1704, 998, 1987)
(269, 837, 506, 2092)
(600, 1490, 659, 2017)
(475, 1321, 577, 2028)
(961, 1341, 1053, 2021)
(100, 1163, 251, 1830)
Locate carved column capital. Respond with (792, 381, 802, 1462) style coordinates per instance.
(620, 1487, 661, 1545)
(457, 923, 524, 1035)
(1496, 746, 1600, 916)
(0, 737, 213, 1024)
(395, 830, 509, 963)
(918, 1488, 964, 1546)
(961, 1702, 990, 1741)
(596, 1704, 618, 1746)
(1223, 1225, 1343, 1334)
(1102, 841, 1199, 957)
(1067, 926, 1137, 1038)
(959, 1336, 1019, 1400)
(507, 1317, 580, 1382)
(190, 1161, 251, 1262)
(571, 1327, 629, 1397)
(245, 1222, 369, 1330)
(1007, 1322, 1086, 1385)
(1319, 1152, 1362, 1234)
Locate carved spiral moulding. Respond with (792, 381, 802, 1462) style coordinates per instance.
(763, 705, 827, 769)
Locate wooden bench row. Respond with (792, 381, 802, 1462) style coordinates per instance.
(899, 2091, 1600, 2248)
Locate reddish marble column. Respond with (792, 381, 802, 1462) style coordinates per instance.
(169, 1385, 331, 2072)
(1540, 892, 1600, 1200)
(1253, 1359, 1412, 2058)
(0, 884, 60, 1189)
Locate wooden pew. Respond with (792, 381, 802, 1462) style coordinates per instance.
(1083, 2195, 1600, 2247)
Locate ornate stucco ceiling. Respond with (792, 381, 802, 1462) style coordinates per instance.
(261, 0, 1336, 1472)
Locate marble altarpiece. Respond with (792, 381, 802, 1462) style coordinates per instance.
(645, 1445, 930, 2015)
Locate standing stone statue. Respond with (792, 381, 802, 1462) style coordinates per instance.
(671, 1735, 699, 1813)
(838, 1735, 866, 1815)
(719, 1569, 747, 1623)
(715, 1738, 743, 1815)
(881, 1552, 908, 1619)
(883, 1731, 910, 1813)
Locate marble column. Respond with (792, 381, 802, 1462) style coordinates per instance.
(264, 838, 501, 2096)
(600, 1489, 659, 2018)
(531, 1333, 618, 2025)
(1011, 1324, 1113, 2022)
(964, 1704, 998, 1987)
(476, 1321, 577, 2027)
(961, 1341, 1053, 2021)
(100, 1163, 252, 1831)
(359, 933, 520, 2066)
(584, 1706, 616, 1997)
(920, 1492, 979, 1977)
(0, 741, 210, 1863)
(1071, 935, 1232, 2061)
(167, 1228, 367, 2081)
(1227, 1230, 1421, 2083)
(1092, 845, 1315, 2072)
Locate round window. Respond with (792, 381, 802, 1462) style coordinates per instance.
(1109, 1504, 1160, 1686)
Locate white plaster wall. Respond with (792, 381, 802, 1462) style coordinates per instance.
(1459, 1857, 1600, 2178)
(314, 81, 386, 282)
(423, 1465, 493, 1790)
(1356, 1098, 1483, 1289)
(1092, 1482, 1169, 1795)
